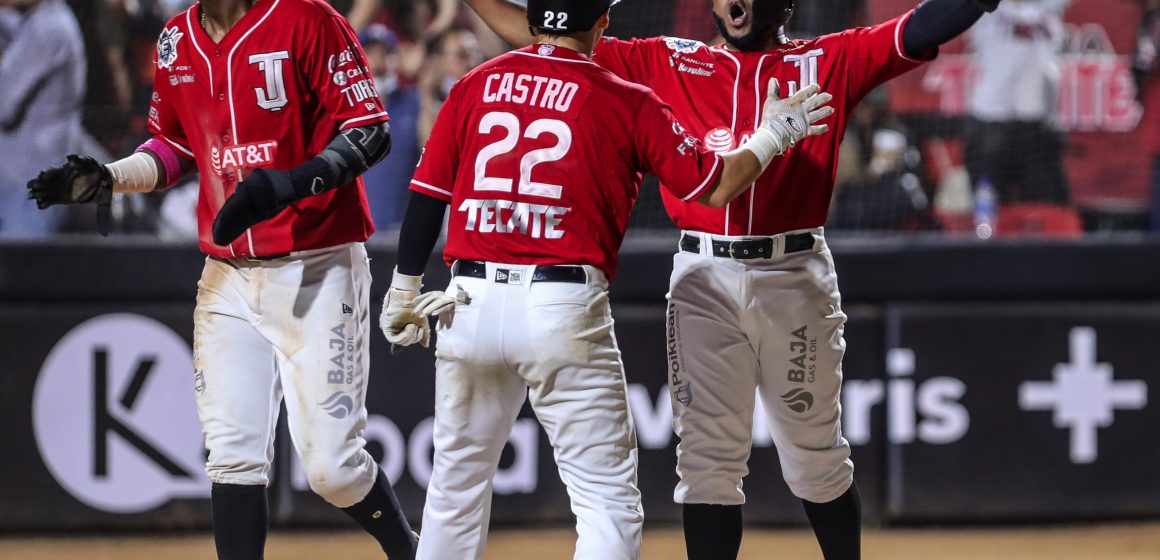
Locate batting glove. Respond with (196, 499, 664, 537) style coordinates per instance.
(26, 155, 114, 235)
(413, 288, 460, 329)
(379, 269, 431, 350)
(212, 168, 293, 246)
(743, 79, 835, 167)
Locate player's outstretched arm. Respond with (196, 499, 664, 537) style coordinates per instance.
(212, 122, 391, 246)
(463, 0, 535, 48)
(697, 80, 834, 208)
(902, 0, 1000, 57)
(26, 140, 193, 235)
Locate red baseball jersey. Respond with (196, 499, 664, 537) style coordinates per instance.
(410, 44, 724, 279)
(148, 0, 388, 258)
(593, 12, 933, 235)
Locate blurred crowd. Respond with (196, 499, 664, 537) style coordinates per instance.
(0, 0, 1152, 238)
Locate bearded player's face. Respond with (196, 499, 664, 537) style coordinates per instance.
(712, 0, 788, 51)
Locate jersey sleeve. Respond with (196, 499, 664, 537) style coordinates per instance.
(146, 30, 193, 158)
(409, 88, 461, 202)
(633, 92, 724, 202)
(592, 36, 659, 86)
(842, 11, 935, 101)
(302, 13, 390, 131)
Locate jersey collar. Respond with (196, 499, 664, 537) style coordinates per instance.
(523, 43, 594, 63)
(190, 0, 278, 50)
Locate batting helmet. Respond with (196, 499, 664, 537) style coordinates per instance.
(526, 0, 621, 34)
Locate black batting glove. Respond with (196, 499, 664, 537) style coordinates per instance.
(26, 155, 115, 235)
(211, 168, 294, 246)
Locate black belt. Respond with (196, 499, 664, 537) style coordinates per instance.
(680, 232, 815, 260)
(210, 253, 291, 265)
(452, 260, 587, 284)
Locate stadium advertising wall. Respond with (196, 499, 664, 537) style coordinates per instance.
(1, 244, 1159, 530)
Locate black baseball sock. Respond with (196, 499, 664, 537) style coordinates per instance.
(341, 468, 417, 560)
(211, 483, 268, 560)
(683, 503, 743, 560)
(802, 480, 863, 560)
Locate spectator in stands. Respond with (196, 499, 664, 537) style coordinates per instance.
(964, 0, 1071, 205)
(831, 128, 936, 231)
(361, 23, 422, 234)
(418, 28, 483, 145)
(0, 0, 84, 237)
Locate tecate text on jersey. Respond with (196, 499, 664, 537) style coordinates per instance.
(459, 198, 571, 239)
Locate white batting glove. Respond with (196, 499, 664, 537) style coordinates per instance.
(742, 79, 835, 167)
(413, 289, 457, 329)
(379, 269, 430, 349)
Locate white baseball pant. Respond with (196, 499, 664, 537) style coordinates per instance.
(192, 242, 378, 508)
(416, 261, 643, 560)
(667, 228, 853, 505)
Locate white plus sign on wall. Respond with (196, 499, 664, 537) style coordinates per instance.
(1019, 327, 1147, 464)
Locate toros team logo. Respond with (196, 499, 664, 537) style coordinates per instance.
(156, 26, 183, 70)
(703, 127, 736, 153)
(664, 37, 706, 54)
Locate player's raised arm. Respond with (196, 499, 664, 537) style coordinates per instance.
(464, 0, 535, 48)
(902, 0, 1000, 58)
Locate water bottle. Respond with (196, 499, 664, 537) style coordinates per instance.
(973, 177, 997, 240)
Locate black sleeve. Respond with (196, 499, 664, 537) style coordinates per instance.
(396, 191, 449, 276)
(902, 0, 992, 57)
(268, 121, 393, 203)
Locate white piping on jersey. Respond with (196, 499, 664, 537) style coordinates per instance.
(226, 0, 281, 143)
(162, 134, 194, 157)
(713, 47, 742, 236)
(411, 179, 453, 198)
(681, 155, 722, 202)
(185, 9, 215, 92)
(340, 111, 389, 130)
(510, 50, 599, 67)
(220, 0, 280, 256)
(894, 11, 922, 63)
(749, 54, 772, 235)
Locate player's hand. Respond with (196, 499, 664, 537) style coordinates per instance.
(379, 270, 431, 350)
(212, 168, 291, 246)
(413, 290, 457, 329)
(760, 79, 835, 151)
(26, 155, 115, 235)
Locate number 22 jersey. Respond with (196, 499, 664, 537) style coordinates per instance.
(410, 44, 724, 280)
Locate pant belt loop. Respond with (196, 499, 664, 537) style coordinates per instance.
(700, 232, 712, 257)
(772, 233, 784, 258)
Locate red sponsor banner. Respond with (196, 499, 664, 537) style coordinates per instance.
(873, 0, 1148, 206)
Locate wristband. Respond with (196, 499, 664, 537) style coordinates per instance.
(737, 126, 785, 168)
(391, 267, 423, 291)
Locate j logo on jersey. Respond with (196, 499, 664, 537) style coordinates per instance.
(156, 26, 184, 70)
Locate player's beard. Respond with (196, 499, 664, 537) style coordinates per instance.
(713, 0, 791, 52)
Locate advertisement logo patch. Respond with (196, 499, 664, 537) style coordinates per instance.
(32, 314, 208, 514)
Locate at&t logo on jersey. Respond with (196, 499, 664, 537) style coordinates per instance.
(156, 26, 184, 70)
(703, 127, 736, 153)
(210, 141, 278, 176)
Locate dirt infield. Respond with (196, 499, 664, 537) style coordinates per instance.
(3, 523, 1159, 559)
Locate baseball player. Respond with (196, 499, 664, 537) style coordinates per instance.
(25, 0, 418, 558)
(467, 0, 1000, 557)
(378, 1, 834, 558)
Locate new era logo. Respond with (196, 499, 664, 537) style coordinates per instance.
(494, 269, 523, 285)
(341, 303, 353, 315)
